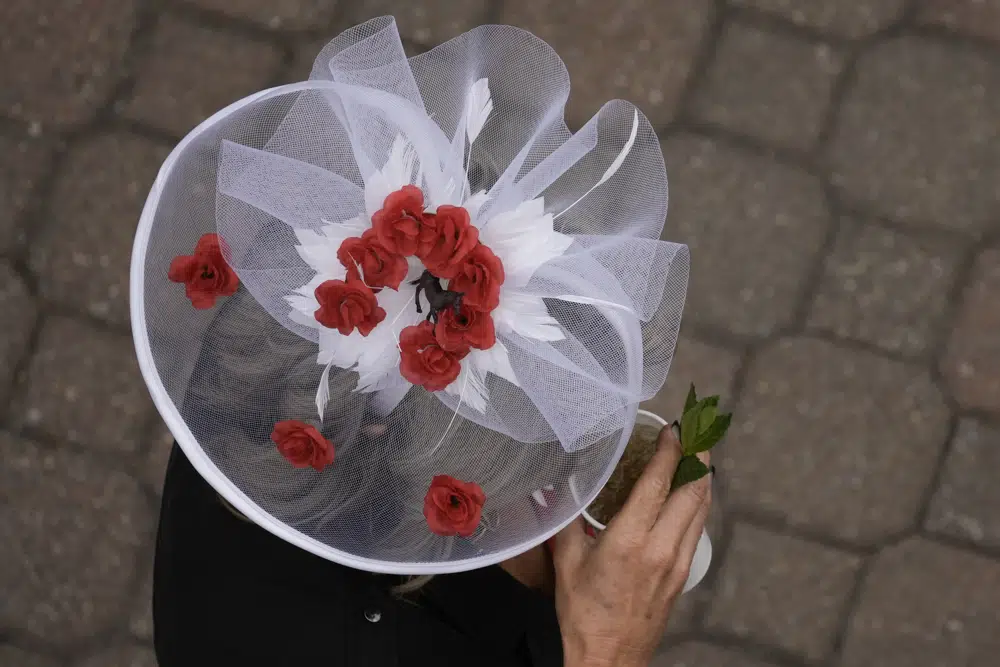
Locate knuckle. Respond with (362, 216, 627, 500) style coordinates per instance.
(645, 542, 681, 570)
(668, 561, 692, 591)
(683, 477, 710, 504)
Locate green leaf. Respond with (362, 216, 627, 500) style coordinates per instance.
(679, 401, 704, 452)
(688, 412, 732, 454)
(698, 404, 718, 433)
(683, 384, 698, 414)
(671, 455, 711, 489)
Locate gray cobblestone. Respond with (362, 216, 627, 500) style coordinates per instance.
(942, 247, 1000, 414)
(0, 262, 37, 406)
(188, 0, 338, 30)
(345, 0, 489, 46)
(75, 645, 158, 667)
(692, 19, 844, 151)
(14, 316, 153, 454)
(0, 646, 60, 667)
(0, 433, 152, 644)
(0, 0, 137, 127)
(31, 131, 170, 326)
(926, 418, 1000, 550)
(662, 134, 830, 337)
(730, 0, 907, 38)
(122, 15, 283, 136)
(502, 0, 714, 129)
(0, 133, 50, 254)
(706, 523, 862, 661)
(725, 337, 950, 544)
(827, 37, 1000, 233)
(807, 219, 964, 357)
(842, 538, 1000, 667)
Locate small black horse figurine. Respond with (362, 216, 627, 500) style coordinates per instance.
(411, 270, 464, 324)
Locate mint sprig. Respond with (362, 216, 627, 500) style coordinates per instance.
(670, 384, 731, 489)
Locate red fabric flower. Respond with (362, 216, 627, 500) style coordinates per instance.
(372, 185, 426, 256)
(167, 233, 239, 309)
(435, 303, 496, 352)
(399, 321, 467, 391)
(449, 243, 505, 312)
(271, 420, 335, 472)
(418, 205, 479, 279)
(423, 474, 486, 537)
(314, 277, 386, 336)
(337, 229, 408, 290)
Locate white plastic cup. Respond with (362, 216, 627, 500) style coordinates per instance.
(579, 409, 712, 594)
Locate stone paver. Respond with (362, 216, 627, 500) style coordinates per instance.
(841, 538, 1000, 667)
(725, 337, 950, 544)
(920, 0, 1000, 42)
(653, 641, 781, 666)
(691, 19, 844, 151)
(0, 133, 50, 254)
(0, 433, 151, 644)
(730, 0, 907, 38)
(502, 0, 715, 129)
(0, 263, 37, 406)
(2, 1, 999, 664)
(346, 1, 490, 45)
(828, 37, 1000, 233)
(129, 564, 154, 641)
(662, 134, 830, 337)
(122, 15, 283, 136)
(14, 316, 153, 454)
(31, 131, 170, 326)
(807, 219, 964, 357)
(0, 0, 137, 127)
(926, 418, 1000, 550)
(0, 646, 60, 667)
(942, 247, 1000, 414)
(188, 0, 339, 30)
(706, 523, 862, 661)
(76, 645, 158, 667)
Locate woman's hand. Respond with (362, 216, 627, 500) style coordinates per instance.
(553, 425, 712, 667)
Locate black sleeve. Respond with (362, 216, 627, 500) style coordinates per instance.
(153, 445, 355, 666)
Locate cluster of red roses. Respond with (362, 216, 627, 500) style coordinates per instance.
(316, 185, 505, 392)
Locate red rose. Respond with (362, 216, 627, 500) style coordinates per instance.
(271, 420, 335, 472)
(314, 277, 386, 336)
(449, 243, 505, 312)
(167, 233, 239, 309)
(399, 321, 467, 391)
(372, 185, 426, 256)
(435, 304, 496, 352)
(423, 474, 486, 537)
(417, 205, 479, 279)
(337, 229, 408, 290)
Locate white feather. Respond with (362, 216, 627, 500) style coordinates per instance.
(480, 197, 574, 287)
(365, 135, 418, 216)
(493, 291, 566, 342)
(465, 78, 493, 145)
(315, 360, 333, 421)
(464, 190, 490, 220)
(554, 108, 639, 221)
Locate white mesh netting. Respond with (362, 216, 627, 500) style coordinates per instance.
(131, 17, 689, 573)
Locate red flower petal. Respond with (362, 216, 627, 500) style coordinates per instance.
(271, 420, 336, 472)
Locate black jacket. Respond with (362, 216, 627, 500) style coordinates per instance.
(153, 445, 564, 666)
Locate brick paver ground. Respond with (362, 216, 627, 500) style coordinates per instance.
(2, 1, 999, 665)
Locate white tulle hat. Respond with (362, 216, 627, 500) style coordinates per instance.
(130, 16, 689, 574)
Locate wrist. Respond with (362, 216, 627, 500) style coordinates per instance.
(562, 636, 646, 667)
